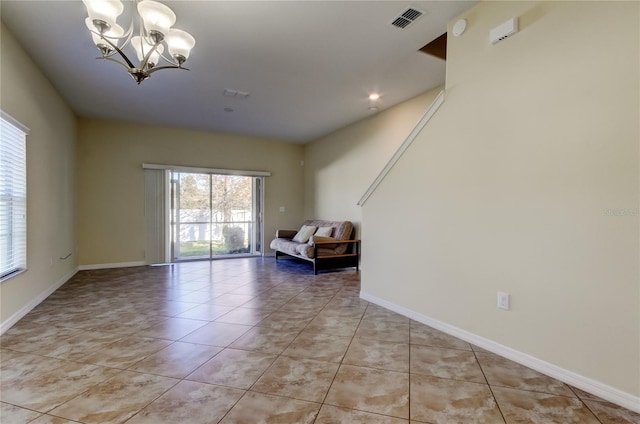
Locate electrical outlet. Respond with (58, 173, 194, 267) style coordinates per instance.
(497, 291, 509, 310)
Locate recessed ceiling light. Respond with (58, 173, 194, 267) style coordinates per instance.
(368, 106, 378, 112)
(369, 93, 380, 101)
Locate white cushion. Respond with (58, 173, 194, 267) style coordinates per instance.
(314, 226, 333, 237)
(292, 225, 317, 243)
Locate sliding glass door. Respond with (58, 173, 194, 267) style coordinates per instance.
(170, 172, 262, 260)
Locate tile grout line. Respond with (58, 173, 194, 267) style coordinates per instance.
(567, 385, 605, 424)
(472, 347, 508, 424)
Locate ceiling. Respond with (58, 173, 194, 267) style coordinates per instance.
(1, 1, 475, 143)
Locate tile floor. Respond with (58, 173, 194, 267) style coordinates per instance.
(1, 258, 638, 424)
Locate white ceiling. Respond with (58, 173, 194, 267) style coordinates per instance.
(1, 1, 475, 143)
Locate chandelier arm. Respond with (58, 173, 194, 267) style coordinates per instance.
(100, 55, 136, 71)
(146, 65, 190, 75)
(99, 35, 137, 69)
(98, 49, 121, 60)
(113, 21, 135, 54)
(138, 43, 159, 71)
(156, 48, 180, 67)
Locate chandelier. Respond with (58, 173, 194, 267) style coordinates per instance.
(83, 0, 196, 84)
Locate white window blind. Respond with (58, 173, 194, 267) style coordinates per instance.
(1, 111, 28, 281)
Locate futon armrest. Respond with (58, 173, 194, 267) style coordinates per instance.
(313, 239, 361, 258)
(314, 239, 360, 245)
(275, 229, 297, 239)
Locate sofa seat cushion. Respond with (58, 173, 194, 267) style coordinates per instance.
(269, 238, 302, 257)
(270, 237, 344, 260)
(298, 244, 342, 259)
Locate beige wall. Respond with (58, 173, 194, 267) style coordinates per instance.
(76, 119, 304, 265)
(0, 24, 77, 324)
(362, 1, 639, 396)
(2, 1, 638, 401)
(303, 88, 443, 235)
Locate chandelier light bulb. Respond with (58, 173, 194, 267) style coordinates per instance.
(137, 0, 176, 41)
(82, 0, 124, 32)
(85, 18, 124, 51)
(166, 28, 196, 64)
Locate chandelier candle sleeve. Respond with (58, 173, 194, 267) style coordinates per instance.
(83, 0, 195, 84)
(136, 0, 176, 41)
(166, 29, 196, 64)
(85, 18, 124, 53)
(83, 0, 123, 30)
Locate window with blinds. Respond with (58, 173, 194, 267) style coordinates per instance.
(1, 111, 28, 281)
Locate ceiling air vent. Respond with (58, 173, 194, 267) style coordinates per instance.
(390, 7, 423, 29)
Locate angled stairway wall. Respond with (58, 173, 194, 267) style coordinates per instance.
(303, 87, 444, 234)
(360, 0, 639, 408)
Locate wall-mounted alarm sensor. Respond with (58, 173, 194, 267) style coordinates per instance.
(452, 19, 467, 37)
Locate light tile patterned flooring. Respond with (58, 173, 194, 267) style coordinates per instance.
(1, 258, 638, 424)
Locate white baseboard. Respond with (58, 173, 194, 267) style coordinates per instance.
(360, 291, 640, 414)
(1, 268, 78, 335)
(78, 261, 146, 271)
